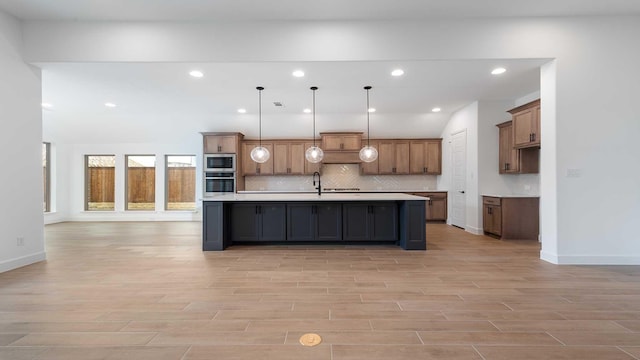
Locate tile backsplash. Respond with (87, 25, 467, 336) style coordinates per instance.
(245, 164, 437, 191)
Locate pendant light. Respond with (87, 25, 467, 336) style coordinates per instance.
(250, 86, 270, 163)
(359, 85, 378, 163)
(305, 86, 324, 163)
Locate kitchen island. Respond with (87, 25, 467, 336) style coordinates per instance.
(202, 193, 426, 251)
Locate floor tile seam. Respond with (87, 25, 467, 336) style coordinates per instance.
(3, 333, 29, 346)
(471, 344, 488, 360)
(544, 331, 566, 345)
(179, 344, 193, 360)
(486, 320, 502, 332)
(617, 346, 640, 360)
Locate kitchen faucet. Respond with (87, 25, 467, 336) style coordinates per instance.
(312, 171, 321, 196)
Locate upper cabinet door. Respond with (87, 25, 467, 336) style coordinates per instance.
(288, 142, 306, 175)
(394, 141, 410, 174)
(509, 99, 541, 149)
(409, 140, 442, 175)
(272, 142, 290, 175)
(204, 135, 238, 153)
(321, 133, 362, 151)
(360, 140, 380, 175)
(242, 142, 274, 175)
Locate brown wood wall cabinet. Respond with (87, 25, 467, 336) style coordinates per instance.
(508, 99, 541, 149)
(360, 140, 380, 175)
(378, 140, 410, 174)
(496, 121, 539, 174)
(482, 196, 539, 240)
(411, 192, 447, 221)
(202, 132, 243, 154)
(242, 142, 274, 176)
(303, 142, 322, 174)
(237, 132, 442, 177)
(273, 141, 306, 175)
(321, 132, 362, 151)
(409, 140, 442, 175)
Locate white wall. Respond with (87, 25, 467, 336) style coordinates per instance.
(438, 102, 479, 233)
(19, 16, 640, 264)
(0, 11, 45, 272)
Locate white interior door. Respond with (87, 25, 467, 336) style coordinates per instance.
(450, 130, 466, 229)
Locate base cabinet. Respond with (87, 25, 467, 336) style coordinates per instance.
(343, 203, 398, 241)
(482, 196, 539, 240)
(204, 200, 424, 250)
(287, 203, 342, 241)
(230, 203, 286, 242)
(411, 192, 447, 221)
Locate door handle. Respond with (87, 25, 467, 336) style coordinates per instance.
(459, 190, 465, 194)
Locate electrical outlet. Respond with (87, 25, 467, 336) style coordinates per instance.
(17, 237, 25, 246)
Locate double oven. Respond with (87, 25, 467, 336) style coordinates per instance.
(204, 154, 236, 194)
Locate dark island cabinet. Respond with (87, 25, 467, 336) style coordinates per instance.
(287, 203, 342, 241)
(203, 202, 227, 251)
(343, 202, 398, 241)
(230, 203, 286, 242)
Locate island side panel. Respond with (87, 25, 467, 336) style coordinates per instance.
(202, 201, 227, 251)
(399, 200, 426, 250)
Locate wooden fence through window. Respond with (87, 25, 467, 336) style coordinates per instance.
(88, 167, 195, 204)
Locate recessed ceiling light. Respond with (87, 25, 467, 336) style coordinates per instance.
(41, 103, 53, 108)
(104, 102, 117, 108)
(237, 108, 247, 114)
(303, 108, 312, 114)
(391, 69, 404, 76)
(368, 108, 376, 113)
(292, 70, 305, 78)
(432, 107, 441, 113)
(491, 67, 506, 75)
(189, 70, 204, 78)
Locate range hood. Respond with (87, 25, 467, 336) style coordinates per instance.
(321, 151, 362, 164)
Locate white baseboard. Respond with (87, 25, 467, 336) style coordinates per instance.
(44, 212, 69, 225)
(465, 226, 483, 235)
(0, 252, 47, 273)
(541, 251, 640, 265)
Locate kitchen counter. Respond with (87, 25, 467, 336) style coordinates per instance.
(202, 193, 427, 251)
(203, 192, 426, 202)
(482, 194, 540, 198)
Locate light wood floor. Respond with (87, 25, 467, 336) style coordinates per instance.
(2, 222, 640, 359)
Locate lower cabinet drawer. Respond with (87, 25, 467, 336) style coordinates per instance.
(483, 196, 501, 206)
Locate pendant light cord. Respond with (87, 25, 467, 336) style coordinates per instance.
(257, 86, 264, 147)
(311, 86, 317, 147)
(365, 86, 371, 147)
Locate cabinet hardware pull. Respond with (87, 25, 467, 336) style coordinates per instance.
(532, 133, 536, 141)
(488, 207, 492, 215)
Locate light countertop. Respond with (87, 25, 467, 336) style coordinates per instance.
(237, 190, 446, 194)
(202, 192, 428, 202)
(482, 194, 540, 198)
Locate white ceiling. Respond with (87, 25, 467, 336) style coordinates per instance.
(40, 60, 545, 143)
(3, 0, 600, 143)
(1, 0, 639, 21)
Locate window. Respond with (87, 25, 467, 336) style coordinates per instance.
(85, 155, 116, 211)
(166, 155, 196, 211)
(43, 143, 50, 212)
(126, 155, 156, 210)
